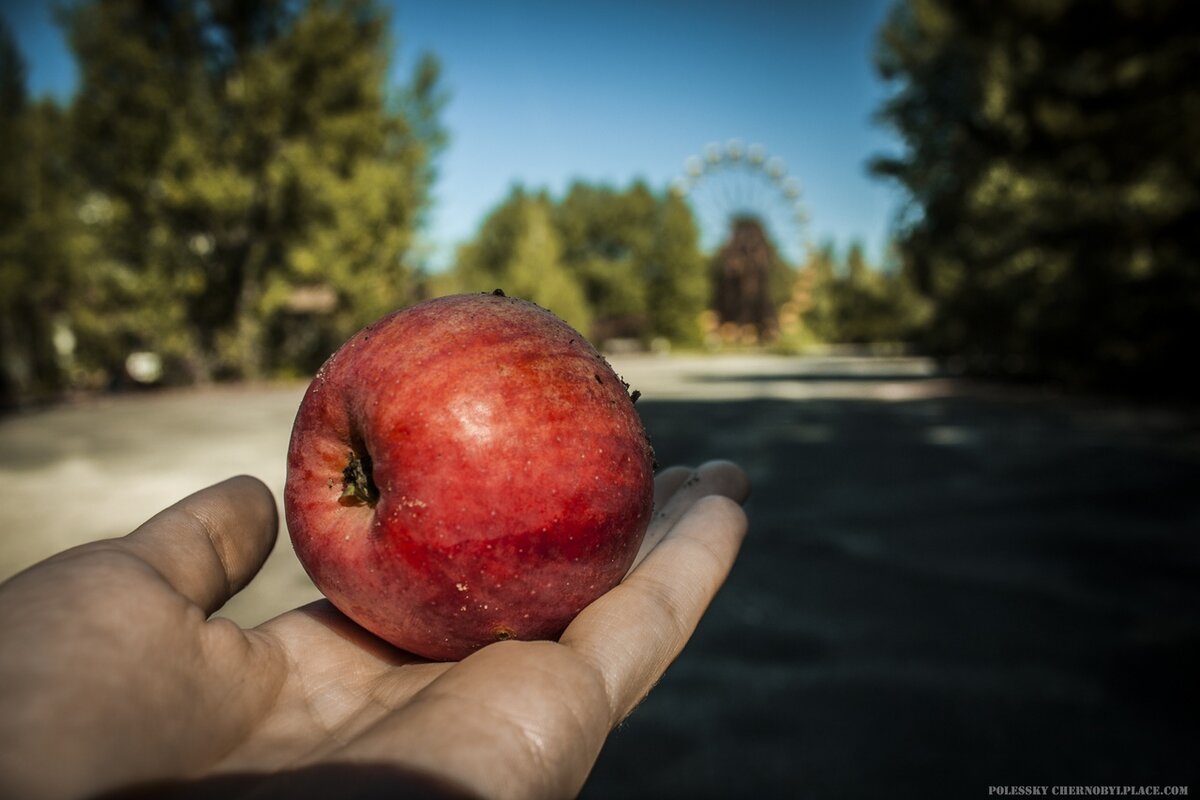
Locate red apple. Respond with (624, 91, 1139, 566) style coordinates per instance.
(284, 291, 656, 661)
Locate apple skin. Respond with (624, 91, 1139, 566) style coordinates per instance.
(284, 292, 655, 661)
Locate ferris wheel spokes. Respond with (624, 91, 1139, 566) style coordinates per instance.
(674, 139, 809, 266)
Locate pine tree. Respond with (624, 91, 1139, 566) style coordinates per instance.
(873, 0, 1200, 393)
(61, 0, 445, 382)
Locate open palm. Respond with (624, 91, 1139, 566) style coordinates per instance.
(0, 462, 748, 800)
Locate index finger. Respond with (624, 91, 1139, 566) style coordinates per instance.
(560, 460, 749, 724)
(631, 460, 749, 574)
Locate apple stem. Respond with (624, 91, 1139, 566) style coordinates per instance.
(339, 449, 379, 507)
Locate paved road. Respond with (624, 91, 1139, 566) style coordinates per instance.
(2, 355, 1198, 797)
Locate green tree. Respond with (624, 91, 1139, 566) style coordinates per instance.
(0, 24, 81, 405)
(60, 0, 204, 383)
(451, 181, 709, 347)
(797, 240, 929, 345)
(0, 20, 25, 235)
(799, 242, 840, 342)
(61, 0, 444, 382)
(644, 189, 707, 344)
(553, 181, 654, 339)
(873, 0, 1200, 393)
(833, 242, 928, 343)
(450, 188, 592, 334)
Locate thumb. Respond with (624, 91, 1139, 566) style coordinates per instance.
(119, 475, 279, 615)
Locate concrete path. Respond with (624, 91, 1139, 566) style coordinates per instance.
(2, 355, 1197, 797)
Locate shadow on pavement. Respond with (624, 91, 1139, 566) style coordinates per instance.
(584, 394, 1200, 798)
(692, 371, 947, 384)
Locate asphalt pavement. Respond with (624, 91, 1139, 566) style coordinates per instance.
(589, 356, 1200, 798)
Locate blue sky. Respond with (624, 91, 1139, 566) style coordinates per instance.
(2, 0, 905, 269)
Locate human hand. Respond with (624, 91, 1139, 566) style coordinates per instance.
(0, 461, 749, 799)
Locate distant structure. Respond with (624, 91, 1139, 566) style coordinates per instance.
(674, 140, 809, 343)
(712, 216, 778, 337)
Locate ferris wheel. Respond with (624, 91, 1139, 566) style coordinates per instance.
(672, 140, 810, 266)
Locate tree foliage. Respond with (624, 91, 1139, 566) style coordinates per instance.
(0, 22, 83, 404)
(447, 182, 709, 346)
(873, 0, 1200, 393)
(448, 182, 929, 352)
(645, 190, 708, 345)
(554, 181, 653, 338)
(0, 0, 444, 404)
(794, 241, 930, 346)
(448, 187, 593, 335)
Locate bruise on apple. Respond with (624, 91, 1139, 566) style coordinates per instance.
(284, 292, 656, 661)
